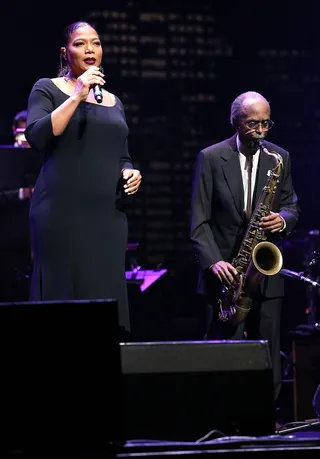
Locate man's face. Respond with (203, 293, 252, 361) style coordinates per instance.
(236, 98, 271, 150)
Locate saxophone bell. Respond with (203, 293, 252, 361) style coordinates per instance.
(252, 241, 283, 276)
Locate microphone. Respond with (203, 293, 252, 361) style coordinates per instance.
(280, 268, 320, 287)
(93, 84, 103, 103)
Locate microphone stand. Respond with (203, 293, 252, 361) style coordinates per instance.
(305, 250, 320, 324)
(280, 269, 320, 288)
(275, 418, 320, 435)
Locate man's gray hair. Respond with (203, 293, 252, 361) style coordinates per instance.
(230, 91, 270, 128)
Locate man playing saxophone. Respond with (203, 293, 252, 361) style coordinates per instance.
(190, 91, 299, 400)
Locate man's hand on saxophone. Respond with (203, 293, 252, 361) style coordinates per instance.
(260, 211, 285, 233)
(210, 261, 239, 288)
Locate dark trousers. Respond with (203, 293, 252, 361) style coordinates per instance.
(203, 292, 282, 400)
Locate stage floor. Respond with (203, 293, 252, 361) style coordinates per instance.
(118, 427, 320, 458)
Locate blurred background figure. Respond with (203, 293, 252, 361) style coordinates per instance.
(0, 109, 33, 207)
(12, 110, 30, 149)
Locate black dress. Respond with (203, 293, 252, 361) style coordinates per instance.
(25, 78, 133, 330)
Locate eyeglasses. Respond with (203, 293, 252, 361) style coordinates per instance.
(245, 119, 274, 130)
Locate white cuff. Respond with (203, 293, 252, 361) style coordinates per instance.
(18, 188, 24, 200)
(279, 216, 286, 232)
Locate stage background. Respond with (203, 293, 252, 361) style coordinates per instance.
(1, 0, 319, 350)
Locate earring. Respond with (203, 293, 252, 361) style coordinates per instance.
(59, 54, 64, 75)
(59, 54, 69, 78)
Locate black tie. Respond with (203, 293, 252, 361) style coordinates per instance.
(245, 155, 253, 219)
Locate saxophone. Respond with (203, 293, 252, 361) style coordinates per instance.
(218, 141, 284, 326)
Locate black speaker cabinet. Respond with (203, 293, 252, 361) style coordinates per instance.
(0, 299, 124, 455)
(292, 334, 320, 421)
(121, 340, 275, 441)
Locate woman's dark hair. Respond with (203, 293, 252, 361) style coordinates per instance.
(58, 21, 99, 77)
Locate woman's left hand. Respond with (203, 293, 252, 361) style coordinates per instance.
(122, 169, 142, 195)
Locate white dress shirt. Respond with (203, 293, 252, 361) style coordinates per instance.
(236, 135, 260, 215)
(236, 135, 285, 231)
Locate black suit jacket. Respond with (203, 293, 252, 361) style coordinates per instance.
(190, 134, 299, 299)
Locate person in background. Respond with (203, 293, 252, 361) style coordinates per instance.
(0, 110, 33, 207)
(12, 110, 31, 149)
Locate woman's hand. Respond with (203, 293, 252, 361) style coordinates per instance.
(122, 169, 142, 195)
(72, 66, 105, 101)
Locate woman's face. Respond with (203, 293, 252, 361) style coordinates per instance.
(66, 25, 102, 77)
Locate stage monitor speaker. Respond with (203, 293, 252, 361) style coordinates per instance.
(0, 299, 124, 455)
(121, 340, 275, 441)
(292, 333, 320, 421)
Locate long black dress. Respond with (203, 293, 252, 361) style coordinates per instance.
(25, 78, 133, 330)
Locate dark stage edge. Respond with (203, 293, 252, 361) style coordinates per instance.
(117, 432, 320, 458)
(5, 431, 320, 457)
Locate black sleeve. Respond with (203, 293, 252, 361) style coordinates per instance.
(190, 150, 224, 270)
(278, 151, 300, 236)
(25, 78, 55, 152)
(116, 97, 133, 172)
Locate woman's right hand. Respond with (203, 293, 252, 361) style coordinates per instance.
(72, 66, 105, 101)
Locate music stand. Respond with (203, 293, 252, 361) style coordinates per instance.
(0, 146, 44, 300)
(0, 145, 44, 192)
(0, 145, 44, 250)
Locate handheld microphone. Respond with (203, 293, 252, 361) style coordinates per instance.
(93, 85, 103, 103)
(280, 268, 320, 287)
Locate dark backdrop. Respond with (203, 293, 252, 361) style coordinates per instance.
(1, 1, 319, 347)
